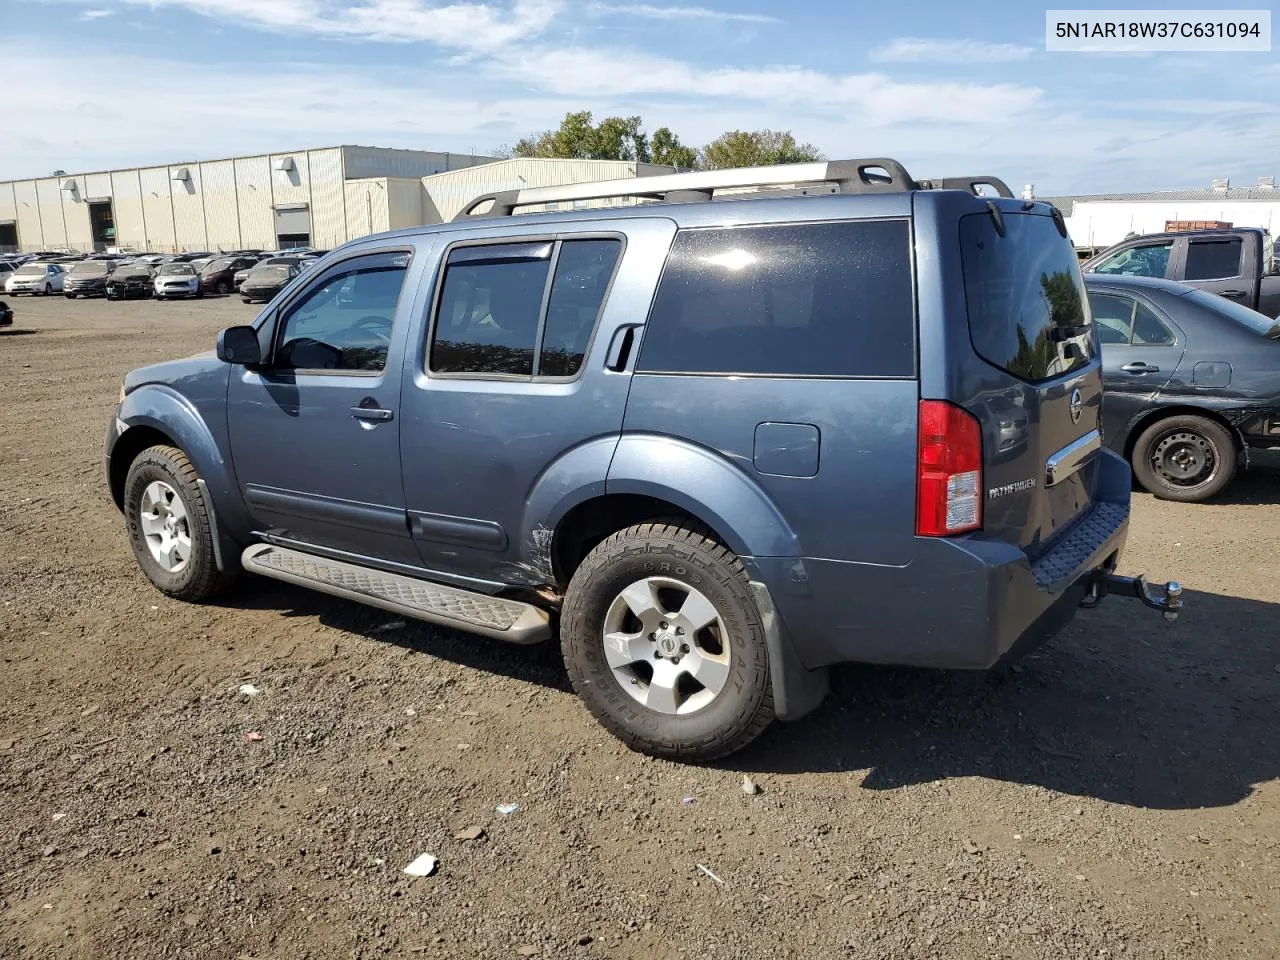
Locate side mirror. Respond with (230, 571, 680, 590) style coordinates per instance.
(216, 325, 262, 365)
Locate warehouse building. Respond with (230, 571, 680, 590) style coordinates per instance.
(0, 145, 495, 254)
(1037, 177, 1280, 252)
(0, 150, 674, 255)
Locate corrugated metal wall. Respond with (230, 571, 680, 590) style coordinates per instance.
(307, 148, 347, 249)
(200, 160, 240, 250)
(13, 181, 41, 248)
(170, 165, 207, 250)
(63, 177, 93, 250)
(235, 156, 274, 250)
(386, 178, 424, 230)
(341, 146, 494, 180)
(344, 179, 392, 237)
(0, 148, 646, 252)
(35, 179, 67, 247)
(111, 170, 147, 250)
(421, 159, 669, 223)
(139, 167, 176, 250)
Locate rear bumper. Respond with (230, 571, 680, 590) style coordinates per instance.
(748, 449, 1169, 671)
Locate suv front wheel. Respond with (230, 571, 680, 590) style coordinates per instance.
(560, 522, 775, 761)
(123, 444, 237, 601)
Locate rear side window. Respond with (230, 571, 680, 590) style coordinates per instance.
(961, 211, 1093, 383)
(638, 220, 915, 377)
(1088, 292, 1175, 345)
(1184, 238, 1242, 280)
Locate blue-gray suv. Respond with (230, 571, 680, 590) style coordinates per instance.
(106, 159, 1182, 760)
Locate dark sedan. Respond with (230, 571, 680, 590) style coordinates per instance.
(199, 255, 259, 295)
(1088, 274, 1280, 502)
(240, 260, 301, 304)
(105, 262, 156, 300)
(63, 259, 117, 298)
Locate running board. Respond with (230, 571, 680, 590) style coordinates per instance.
(241, 544, 551, 644)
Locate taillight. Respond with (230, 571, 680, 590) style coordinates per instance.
(916, 400, 983, 537)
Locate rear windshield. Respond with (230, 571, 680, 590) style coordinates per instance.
(1184, 288, 1280, 337)
(960, 211, 1093, 383)
(159, 263, 195, 276)
(203, 257, 234, 273)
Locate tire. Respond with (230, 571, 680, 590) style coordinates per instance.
(1132, 414, 1237, 503)
(65, 293, 76, 299)
(242, 297, 252, 304)
(123, 444, 237, 601)
(43, 283, 51, 296)
(560, 522, 775, 761)
(216, 281, 229, 295)
(196, 289, 204, 299)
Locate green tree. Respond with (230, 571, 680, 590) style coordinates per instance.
(513, 111, 652, 162)
(700, 129, 824, 169)
(651, 126, 698, 169)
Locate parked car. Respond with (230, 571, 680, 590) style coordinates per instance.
(105, 262, 156, 300)
(239, 259, 302, 303)
(1087, 273, 1280, 502)
(105, 159, 1182, 761)
(0, 299, 12, 327)
(5, 262, 66, 295)
(1084, 227, 1280, 318)
(153, 262, 203, 300)
(0, 259, 21, 288)
(64, 259, 117, 298)
(199, 256, 259, 295)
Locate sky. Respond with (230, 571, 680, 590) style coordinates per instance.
(4, 0, 1278, 193)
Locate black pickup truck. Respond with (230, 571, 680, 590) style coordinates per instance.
(1083, 227, 1280, 318)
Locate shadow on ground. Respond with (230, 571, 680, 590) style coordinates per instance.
(226, 578, 1277, 812)
(0, 329, 39, 337)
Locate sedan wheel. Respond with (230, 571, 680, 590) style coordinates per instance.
(1132, 414, 1237, 503)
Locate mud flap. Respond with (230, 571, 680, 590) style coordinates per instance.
(750, 581, 829, 722)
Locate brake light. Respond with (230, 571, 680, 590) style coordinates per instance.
(916, 400, 983, 536)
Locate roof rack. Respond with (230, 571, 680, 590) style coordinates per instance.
(453, 158, 1014, 220)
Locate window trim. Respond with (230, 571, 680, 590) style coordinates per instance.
(1183, 237, 1244, 282)
(423, 231, 627, 383)
(634, 216, 918, 380)
(266, 246, 415, 377)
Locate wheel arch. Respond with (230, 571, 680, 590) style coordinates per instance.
(1123, 404, 1245, 462)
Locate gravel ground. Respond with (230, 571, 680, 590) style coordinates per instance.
(2, 293, 1278, 960)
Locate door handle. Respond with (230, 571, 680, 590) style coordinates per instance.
(605, 324, 643, 372)
(351, 405, 394, 422)
(1221, 290, 1246, 298)
(1120, 362, 1159, 374)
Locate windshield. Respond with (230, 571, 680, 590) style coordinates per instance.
(1185, 288, 1280, 337)
(70, 261, 110, 276)
(251, 265, 291, 279)
(159, 263, 195, 276)
(960, 211, 1094, 383)
(203, 257, 235, 274)
(16, 264, 46, 276)
(116, 264, 152, 277)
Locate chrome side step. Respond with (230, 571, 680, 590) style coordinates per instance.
(241, 544, 550, 644)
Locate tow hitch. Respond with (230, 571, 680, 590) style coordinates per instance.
(1080, 572, 1183, 621)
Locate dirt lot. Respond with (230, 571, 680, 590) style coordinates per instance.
(1, 291, 1278, 960)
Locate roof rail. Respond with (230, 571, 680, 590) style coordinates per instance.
(453, 159, 1013, 220)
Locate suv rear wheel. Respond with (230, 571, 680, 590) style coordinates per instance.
(1132, 414, 1236, 502)
(123, 445, 237, 601)
(560, 522, 774, 761)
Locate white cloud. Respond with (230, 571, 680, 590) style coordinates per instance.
(79, 8, 115, 18)
(870, 37, 1034, 64)
(586, 3, 777, 24)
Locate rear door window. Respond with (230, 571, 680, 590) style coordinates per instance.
(1184, 238, 1243, 280)
(638, 220, 915, 377)
(960, 211, 1093, 383)
(1088, 292, 1175, 345)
